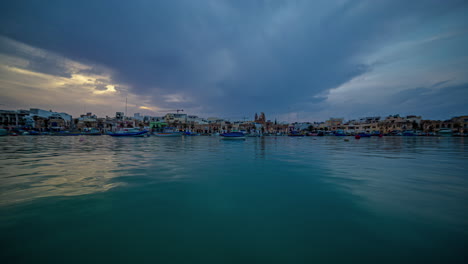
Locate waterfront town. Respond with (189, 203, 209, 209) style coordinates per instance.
(0, 108, 467, 136)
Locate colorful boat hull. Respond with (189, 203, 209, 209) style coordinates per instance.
(220, 132, 246, 140)
(153, 132, 183, 137)
(357, 133, 371, 137)
(108, 130, 149, 137)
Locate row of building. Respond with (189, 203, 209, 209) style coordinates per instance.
(1, 109, 467, 134)
(295, 114, 468, 134)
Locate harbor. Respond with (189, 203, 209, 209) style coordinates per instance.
(1, 0, 468, 262)
(1, 109, 467, 138)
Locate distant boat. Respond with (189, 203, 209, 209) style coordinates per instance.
(28, 131, 41, 136)
(153, 127, 183, 137)
(402, 131, 416, 136)
(438, 129, 453, 137)
(108, 129, 149, 137)
(184, 132, 199, 136)
(52, 131, 82, 136)
(288, 131, 304, 137)
(357, 133, 371, 137)
(334, 130, 347, 136)
(153, 132, 183, 137)
(0, 129, 7, 136)
(81, 128, 102, 135)
(220, 132, 246, 140)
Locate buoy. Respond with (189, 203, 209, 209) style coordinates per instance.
(344, 138, 349, 142)
(79, 137, 85, 142)
(379, 134, 383, 138)
(355, 135, 361, 139)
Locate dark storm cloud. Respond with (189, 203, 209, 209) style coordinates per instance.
(390, 83, 468, 119)
(0, 36, 72, 78)
(0, 0, 467, 118)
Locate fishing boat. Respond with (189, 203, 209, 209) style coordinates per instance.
(220, 132, 246, 140)
(81, 128, 102, 135)
(108, 128, 149, 137)
(153, 127, 183, 137)
(438, 129, 453, 137)
(402, 131, 416, 136)
(184, 131, 199, 136)
(334, 130, 347, 136)
(52, 131, 82, 136)
(356, 132, 371, 137)
(28, 130, 41, 136)
(154, 132, 183, 137)
(288, 131, 304, 137)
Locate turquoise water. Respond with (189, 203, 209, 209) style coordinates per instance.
(1, 136, 467, 263)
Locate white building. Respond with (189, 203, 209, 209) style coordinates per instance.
(207, 117, 224, 123)
(187, 115, 209, 124)
(29, 108, 72, 125)
(164, 113, 187, 123)
(134, 113, 143, 121)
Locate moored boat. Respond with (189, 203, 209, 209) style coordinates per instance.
(438, 129, 453, 137)
(220, 132, 246, 140)
(184, 132, 199, 136)
(153, 127, 183, 137)
(154, 132, 183, 137)
(334, 130, 347, 136)
(52, 131, 82, 136)
(357, 132, 371, 137)
(108, 128, 149, 137)
(288, 131, 304, 137)
(28, 130, 41, 135)
(402, 131, 416, 136)
(81, 128, 102, 135)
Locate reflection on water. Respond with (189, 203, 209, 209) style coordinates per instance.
(1, 136, 467, 263)
(1, 136, 467, 207)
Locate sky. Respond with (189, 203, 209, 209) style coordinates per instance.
(1, 0, 468, 122)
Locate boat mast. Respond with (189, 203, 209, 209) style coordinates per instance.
(125, 97, 128, 118)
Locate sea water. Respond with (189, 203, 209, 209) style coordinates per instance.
(0, 136, 467, 263)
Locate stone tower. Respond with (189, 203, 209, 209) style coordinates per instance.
(258, 112, 266, 123)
